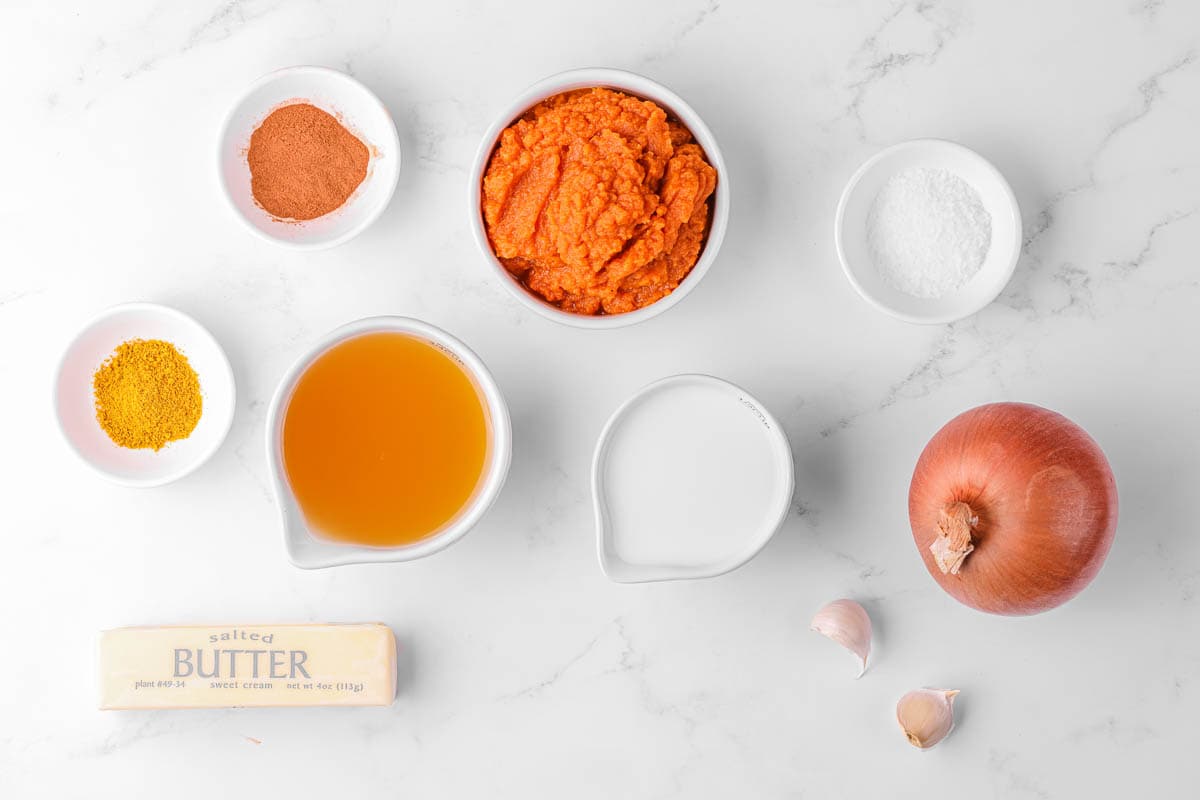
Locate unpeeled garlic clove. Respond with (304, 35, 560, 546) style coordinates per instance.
(810, 599, 872, 677)
(896, 688, 959, 749)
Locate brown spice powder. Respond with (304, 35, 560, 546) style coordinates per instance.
(247, 103, 370, 221)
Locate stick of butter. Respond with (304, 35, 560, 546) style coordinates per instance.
(98, 624, 396, 709)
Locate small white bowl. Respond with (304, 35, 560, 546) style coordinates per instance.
(265, 316, 512, 569)
(835, 139, 1021, 324)
(469, 68, 729, 329)
(217, 66, 401, 250)
(54, 303, 236, 487)
(592, 374, 794, 583)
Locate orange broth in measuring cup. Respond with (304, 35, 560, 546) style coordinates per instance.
(281, 332, 489, 547)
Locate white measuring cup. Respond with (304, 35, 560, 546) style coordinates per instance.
(265, 316, 512, 568)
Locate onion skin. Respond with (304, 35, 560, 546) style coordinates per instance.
(908, 403, 1118, 615)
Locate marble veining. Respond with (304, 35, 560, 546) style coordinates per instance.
(2, 0, 1198, 797)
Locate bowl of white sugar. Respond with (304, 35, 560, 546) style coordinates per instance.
(835, 139, 1021, 324)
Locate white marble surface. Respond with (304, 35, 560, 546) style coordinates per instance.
(2, 1, 1198, 796)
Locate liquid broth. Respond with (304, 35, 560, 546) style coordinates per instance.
(282, 332, 489, 547)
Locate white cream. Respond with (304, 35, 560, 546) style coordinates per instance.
(593, 375, 793, 582)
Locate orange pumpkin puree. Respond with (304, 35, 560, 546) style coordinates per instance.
(482, 88, 718, 315)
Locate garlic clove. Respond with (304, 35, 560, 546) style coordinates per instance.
(896, 688, 959, 749)
(810, 599, 872, 677)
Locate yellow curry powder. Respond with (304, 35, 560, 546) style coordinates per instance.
(93, 339, 203, 451)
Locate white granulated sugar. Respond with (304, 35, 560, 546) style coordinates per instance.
(866, 167, 992, 299)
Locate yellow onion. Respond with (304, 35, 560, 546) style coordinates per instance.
(908, 402, 1118, 615)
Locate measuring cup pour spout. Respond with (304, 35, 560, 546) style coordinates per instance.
(273, 484, 316, 568)
(265, 383, 340, 570)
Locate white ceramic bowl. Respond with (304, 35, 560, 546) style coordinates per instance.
(469, 68, 729, 329)
(217, 66, 401, 250)
(265, 316, 512, 569)
(54, 303, 236, 487)
(592, 374, 794, 583)
(835, 139, 1021, 324)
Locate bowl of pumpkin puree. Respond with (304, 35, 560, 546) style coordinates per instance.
(470, 69, 728, 329)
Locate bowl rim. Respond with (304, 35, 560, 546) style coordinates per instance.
(264, 316, 513, 568)
(216, 65, 402, 252)
(468, 67, 730, 330)
(834, 138, 1022, 325)
(591, 373, 795, 583)
(53, 301, 237, 488)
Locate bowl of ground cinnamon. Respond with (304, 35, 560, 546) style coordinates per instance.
(218, 66, 401, 250)
(54, 303, 236, 487)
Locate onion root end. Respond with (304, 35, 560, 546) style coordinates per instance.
(931, 502, 977, 575)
